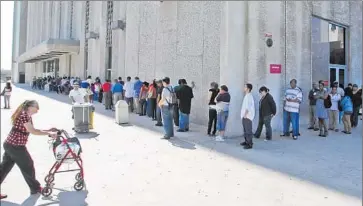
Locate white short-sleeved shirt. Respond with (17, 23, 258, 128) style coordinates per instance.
(161, 86, 173, 106)
(124, 81, 134, 98)
(69, 89, 86, 104)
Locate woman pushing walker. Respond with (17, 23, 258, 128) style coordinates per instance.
(0, 100, 58, 199)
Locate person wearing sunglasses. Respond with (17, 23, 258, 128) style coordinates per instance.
(0, 100, 57, 199)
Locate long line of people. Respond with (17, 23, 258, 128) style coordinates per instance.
(31, 75, 362, 150)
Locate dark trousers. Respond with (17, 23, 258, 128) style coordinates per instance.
(255, 115, 273, 139)
(98, 91, 103, 103)
(242, 118, 253, 145)
(139, 99, 147, 115)
(173, 105, 179, 126)
(149, 98, 157, 119)
(156, 105, 162, 124)
(351, 106, 360, 127)
(125, 97, 134, 113)
(0, 143, 41, 193)
(207, 109, 217, 135)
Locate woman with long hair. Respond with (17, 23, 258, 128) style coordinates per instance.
(0, 100, 57, 199)
(1, 82, 12, 109)
(148, 80, 158, 120)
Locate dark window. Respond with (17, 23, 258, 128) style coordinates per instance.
(43, 62, 46, 73)
(55, 59, 59, 77)
(329, 23, 346, 65)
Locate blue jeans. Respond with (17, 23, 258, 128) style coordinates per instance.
(217, 111, 229, 131)
(283, 110, 299, 137)
(179, 111, 190, 130)
(161, 105, 174, 137)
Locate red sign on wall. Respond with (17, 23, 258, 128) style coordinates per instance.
(323, 80, 329, 86)
(270, 64, 282, 74)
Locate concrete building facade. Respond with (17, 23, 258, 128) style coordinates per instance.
(12, 1, 362, 136)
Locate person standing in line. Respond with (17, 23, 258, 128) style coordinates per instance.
(337, 83, 345, 124)
(139, 82, 149, 116)
(215, 85, 231, 142)
(254, 86, 276, 141)
(340, 88, 353, 134)
(102, 79, 112, 110)
(158, 77, 175, 139)
(155, 80, 164, 126)
(148, 80, 158, 120)
(328, 86, 341, 132)
(173, 79, 182, 127)
(176, 79, 194, 132)
(351, 84, 362, 128)
(314, 82, 329, 137)
(207, 82, 219, 136)
(112, 79, 124, 111)
(240, 84, 255, 149)
(124, 76, 134, 113)
(133, 77, 143, 114)
(118, 77, 125, 86)
(308, 82, 319, 131)
(1, 82, 12, 109)
(281, 79, 302, 140)
(0, 100, 57, 199)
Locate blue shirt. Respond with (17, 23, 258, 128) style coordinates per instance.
(112, 83, 123, 93)
(81, 80, 89, 89)
(134, 80, 142, 98)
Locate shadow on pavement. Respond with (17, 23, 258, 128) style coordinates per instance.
(38, 190, 88, 206)
(15, 84, 363, 199)
(0, 194, 40, 206)
(75, 131, 100, 140)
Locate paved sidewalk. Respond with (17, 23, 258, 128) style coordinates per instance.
(0, 84, 361, 206)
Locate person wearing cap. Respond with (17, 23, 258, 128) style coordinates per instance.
(308, 82, 319, 130)
(69, 82, 87, 119)
(351, 84, 362, 127)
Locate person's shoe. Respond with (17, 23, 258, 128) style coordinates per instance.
(0, 194, 8, 199)
(155, 123, 163, 127)
(161, 135, 171, 140)
(346, 131, 352, 134)
(185, 128, 189, 132)
(240, 142, 247, 146)
(254, 135, 260, 139)
(341, 131, 347, 134)
(215, 136, 224, 142)
(243, 144, 253, 149)
(30, 186, 42, 195)
(292, 136, 298, 140)
(308, 127, 314, 130)
(313, 128, 319, 131)
(177, 129, 186, 132)
(264, 138, 272, 141)
(280, 133, 290, 137)
(334, 129, 339, 132)
(328, 128, 333, 131)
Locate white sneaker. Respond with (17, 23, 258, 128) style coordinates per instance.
(215, 136, 224, 142)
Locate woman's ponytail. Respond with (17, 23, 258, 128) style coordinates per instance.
(11, 101, 28, 125)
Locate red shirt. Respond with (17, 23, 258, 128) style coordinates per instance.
(102, 82, 111, 92)
(6, 111, 32, 146)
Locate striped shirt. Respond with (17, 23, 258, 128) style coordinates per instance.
(284, 87, 303, 113)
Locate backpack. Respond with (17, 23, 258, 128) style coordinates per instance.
(165, 87, 178, 106)
(338, 100, 343, 111)
(324, 95, 332, 108)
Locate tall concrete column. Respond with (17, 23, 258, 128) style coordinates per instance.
(219, 1, 248, 137)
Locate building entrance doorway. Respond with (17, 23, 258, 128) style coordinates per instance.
(329, 65, 346, 88)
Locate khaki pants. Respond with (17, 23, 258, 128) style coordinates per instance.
(342, 113, 352, 133)
(113, 92, 123, 106)
(328, 110, 339, 130)
(309, 105, 318, 128)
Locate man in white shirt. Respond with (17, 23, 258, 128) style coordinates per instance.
(240, 83, 255, 149)
(69, 82, 87, 119)
(124, 76, 135, 112)
(328, 85, 341, 132)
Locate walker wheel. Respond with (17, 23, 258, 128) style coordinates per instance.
(74, 180, 84, 191)
(41, 187, 53, 197)
(75, 172, 83, 181)
(44, 175, 55, 183)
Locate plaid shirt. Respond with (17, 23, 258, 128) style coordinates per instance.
(6, 111, 32, 146)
